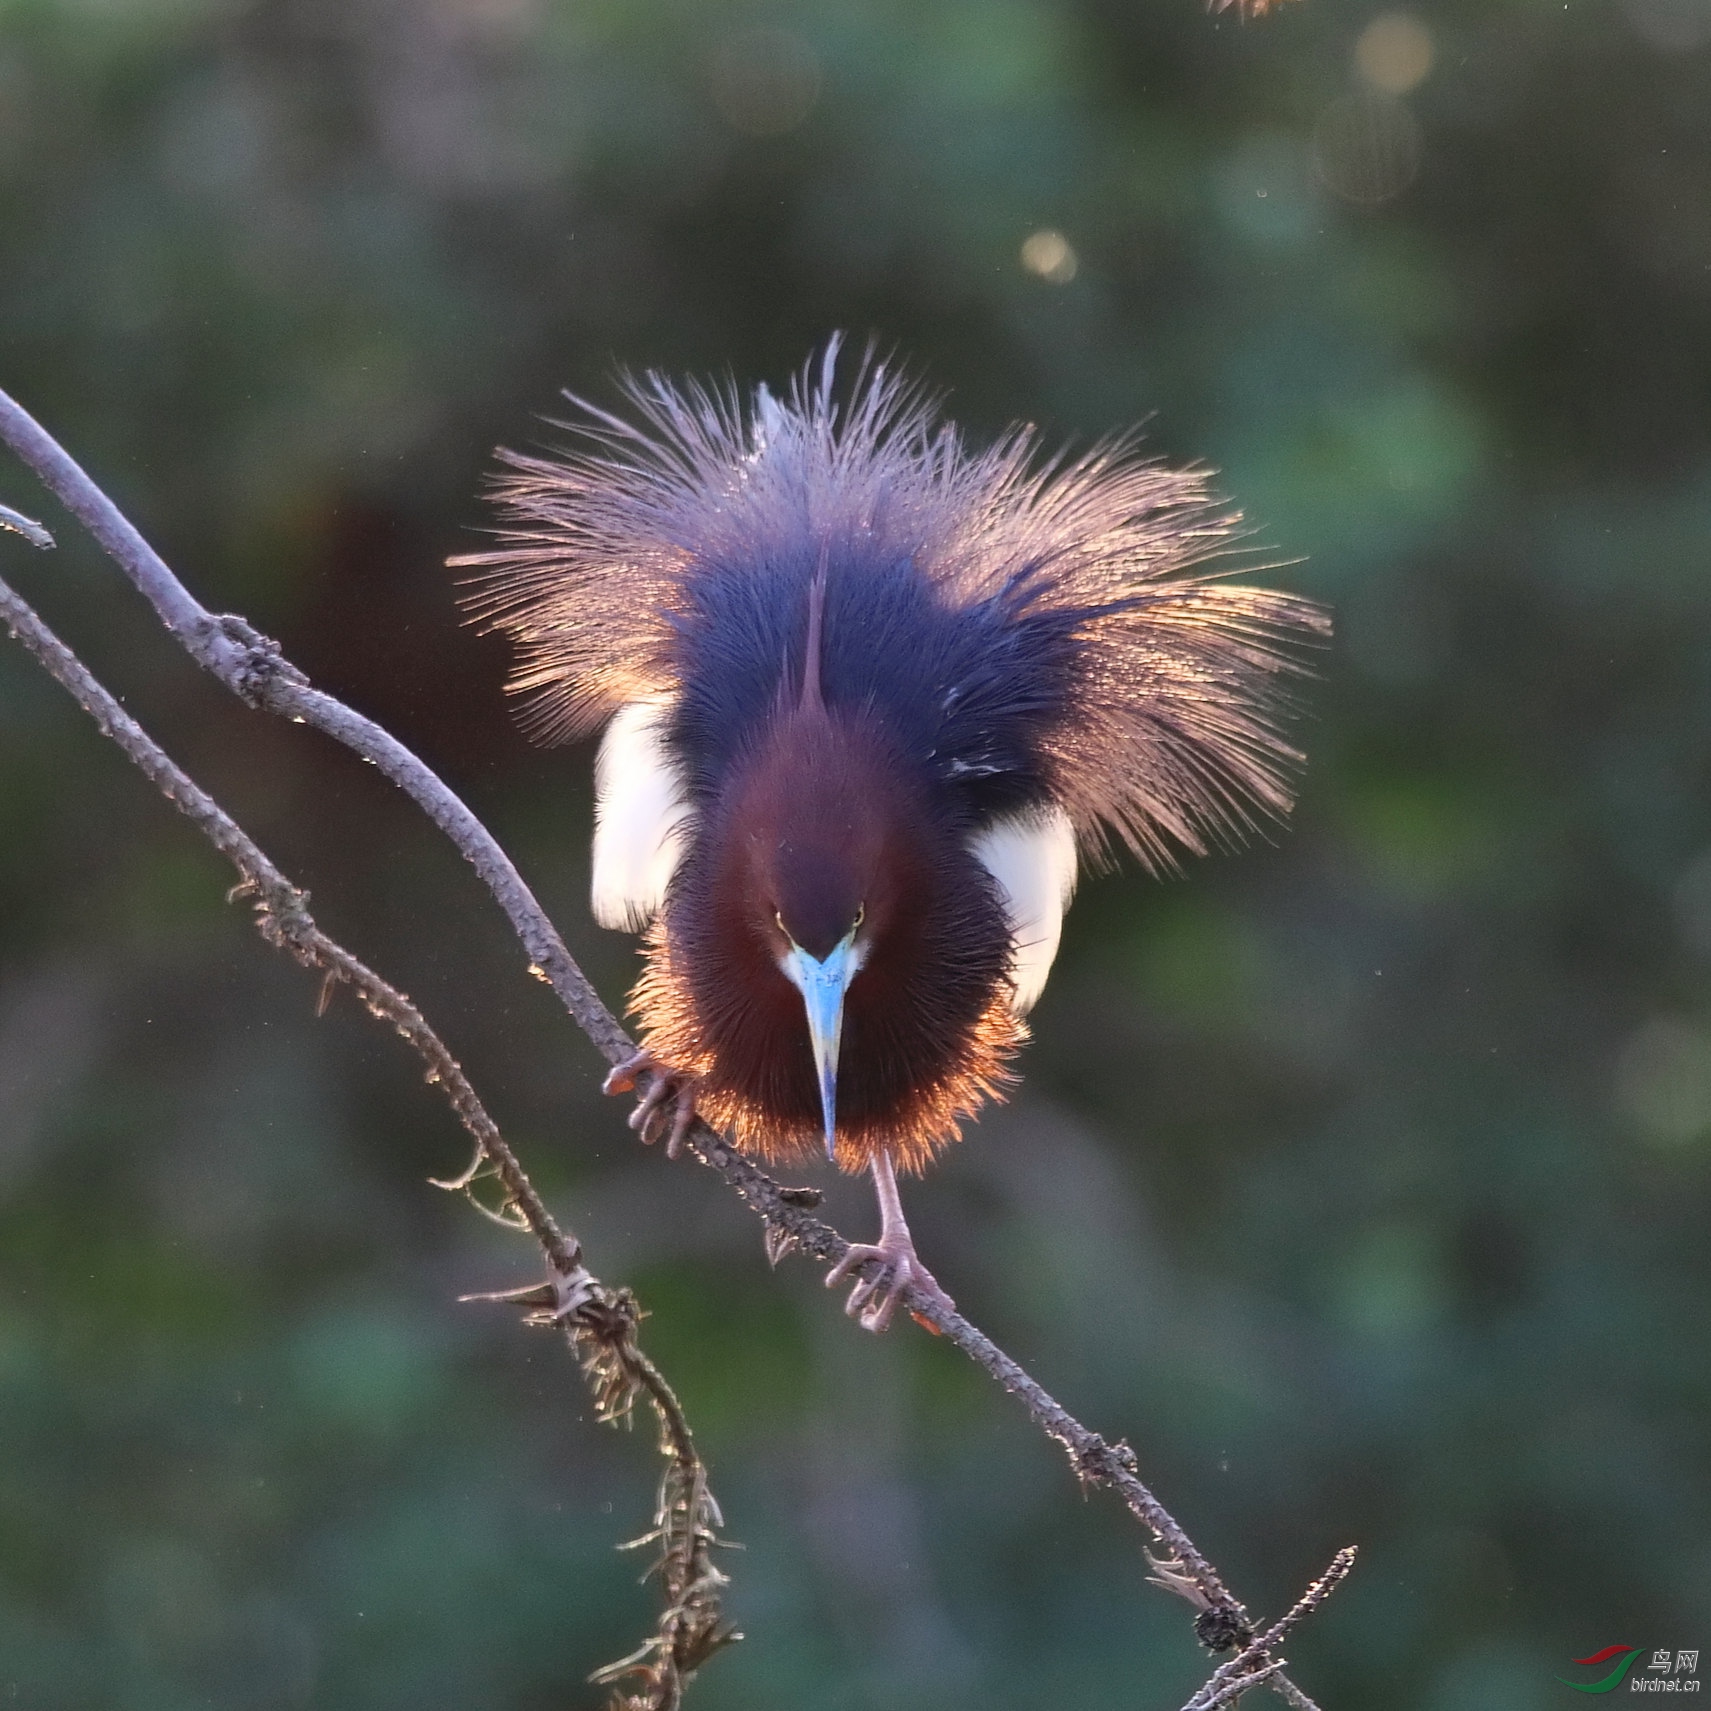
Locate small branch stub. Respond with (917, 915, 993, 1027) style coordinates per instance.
(0, 501, 53, 549)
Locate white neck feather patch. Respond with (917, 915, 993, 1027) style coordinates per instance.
(591, 699, 694, 931)
(593, 697, 1078, 1016)
(969, 806, 1079, 1015)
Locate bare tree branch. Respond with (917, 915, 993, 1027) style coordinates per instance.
(0, 557, 736, 1710)
(0, 387, 1352, 1709)
(0, 390, 632, 1066)
(1178, 1549, 1357, 1711)
(0, 500, 53, 548)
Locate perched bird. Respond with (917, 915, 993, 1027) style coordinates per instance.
(460, 343, 1327, 1330)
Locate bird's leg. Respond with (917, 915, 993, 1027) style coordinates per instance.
(824, 1150, 954, 1333)
(602, 1048, 701, 1159)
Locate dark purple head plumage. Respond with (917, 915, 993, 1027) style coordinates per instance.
(457, 341, 1329, 1171)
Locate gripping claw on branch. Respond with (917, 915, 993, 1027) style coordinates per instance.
(604, 1048, 701, 1158)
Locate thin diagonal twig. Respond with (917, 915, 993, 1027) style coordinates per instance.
(1178, 1549, 1356, 1711)
(0, 387, 1352, 1709)
(0, 558, 735, 1710)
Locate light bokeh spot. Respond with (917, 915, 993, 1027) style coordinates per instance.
(1616, 1015, 1711, 1147)
(1020, 229, 1078, 283)
(1354, 13, 1435, 96)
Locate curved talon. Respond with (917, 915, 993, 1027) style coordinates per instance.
(602, 1049, 700, 1159)
(825, 1238, 954, 1334)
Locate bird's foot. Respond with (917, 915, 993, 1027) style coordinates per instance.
(602, 1049, 700, 1159)
(824, 1231, 954, 1334)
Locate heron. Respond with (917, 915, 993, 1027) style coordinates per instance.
(459, 342, 1327, 1331)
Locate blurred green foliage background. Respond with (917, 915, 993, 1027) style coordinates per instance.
(1, 0, 1709, 1705)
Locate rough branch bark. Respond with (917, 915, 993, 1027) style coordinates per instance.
(0, 559, 735, 1710)
(0, 387, 1352, 1711)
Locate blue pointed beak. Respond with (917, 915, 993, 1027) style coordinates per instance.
(781, 929, 861, 1161)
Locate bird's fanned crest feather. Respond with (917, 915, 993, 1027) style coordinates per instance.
(456, 341, 1329, 872)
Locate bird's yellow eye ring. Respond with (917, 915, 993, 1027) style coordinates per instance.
(853, 903, 865, 930)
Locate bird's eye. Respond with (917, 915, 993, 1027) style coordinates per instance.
(853, 903, 866, 930)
